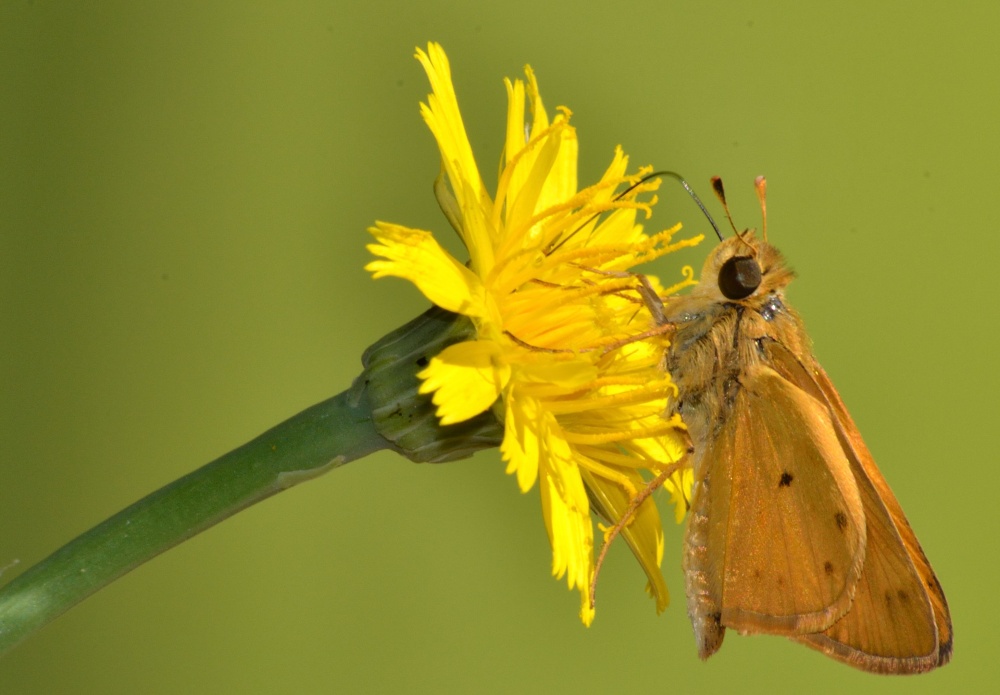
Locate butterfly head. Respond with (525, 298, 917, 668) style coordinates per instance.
(694, 232, 793, 306)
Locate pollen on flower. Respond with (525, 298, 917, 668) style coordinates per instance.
(367, 41, 700, 624)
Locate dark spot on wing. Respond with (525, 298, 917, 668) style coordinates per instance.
(753, 568, 761, 579)
(824, 561, 834, 575)
(897, 589, 910, 603)
(835, 511, 848, 532)
(778, 472, 793, 488)
(776, 576, 784, 587)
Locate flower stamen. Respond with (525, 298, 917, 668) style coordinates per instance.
(562, 421, 679, 446)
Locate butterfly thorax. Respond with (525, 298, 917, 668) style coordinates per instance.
(663, 234, 808, 446)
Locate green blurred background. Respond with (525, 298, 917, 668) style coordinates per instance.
(1, 2, 995, 693)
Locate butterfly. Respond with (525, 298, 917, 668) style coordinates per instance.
(658, 175, 952, 674)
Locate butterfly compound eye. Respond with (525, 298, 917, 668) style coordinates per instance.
(718, 256, 762, 300)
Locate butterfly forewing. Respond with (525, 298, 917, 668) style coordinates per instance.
(704, 364, 866, 635)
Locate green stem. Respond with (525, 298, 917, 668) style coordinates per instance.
(0, 306, 501, 657)
(0, 384, 392, 656)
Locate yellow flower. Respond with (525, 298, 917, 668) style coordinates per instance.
(367, 42, 700, 624)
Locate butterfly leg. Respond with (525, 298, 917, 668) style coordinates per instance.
(588, 459, 687, 609)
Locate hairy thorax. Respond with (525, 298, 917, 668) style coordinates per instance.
(663, 289, 808, 446)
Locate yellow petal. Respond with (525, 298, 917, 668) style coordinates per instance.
(628, 431, 691, 522)
(524, 65, 550, 137)
(452, 174, 497, 274)
(501, 391, 540, 493)
(538, 116, 578, 213)
(525, 65, 576, 212)
(504, 122, 564, 239)
(366, 222, 486, 317)
(538, 432, 595, 625)
(516, 359, 597, 389)
(418, 340, 510, 425)
(504, 397, 595, 617)
(538, 420, 591, 576)
(499, 72, 546, 231)
(503, 76, 528, 182)
(541, 474, 591, 590)
(664, 467, 694, 524)
(582, 469, 670, 612)
(415, 43, 486, 227)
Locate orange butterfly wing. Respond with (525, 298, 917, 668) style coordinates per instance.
(685, 363, 867, 654)
(767, 344, 952, 673)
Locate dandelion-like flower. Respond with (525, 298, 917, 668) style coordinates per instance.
(367, 43, 700, 623)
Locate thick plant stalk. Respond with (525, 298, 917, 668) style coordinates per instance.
(0, 306, 502, 656)
(0, 384, 391, 656)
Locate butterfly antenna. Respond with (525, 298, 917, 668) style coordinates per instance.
(754, 175, 768, 241)
(544, 170, 663, 254)
(594, 170, 725, 243)
(710, 176, 740, 235)
(546, 169, 723, 254)
(653, 171, 723, 242)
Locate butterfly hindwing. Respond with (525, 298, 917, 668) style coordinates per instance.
(766, 343, 951, 673)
